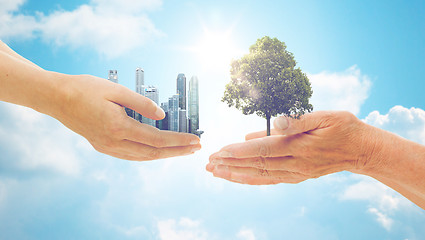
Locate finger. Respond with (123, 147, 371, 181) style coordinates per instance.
(124, 117, 200, 147)
(209, 155, 295, 171)
(245, 129, 285, 140)
(216, 135, 299, 159)
(110, 139, 202, 161)
(109, 84, 165, 120)
(274, 111, 338, 135)
(210, 164, 307, 185)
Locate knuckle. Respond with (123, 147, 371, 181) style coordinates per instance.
(256, 140, 271, 157)
(258, 169, 270, 177)
(106, 122, 124, 137)
(340, 111, 356, 122)
(255, 157, 266, 169)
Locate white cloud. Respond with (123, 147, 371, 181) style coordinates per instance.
(0, 0, 24, 13)
(341, 176, 408, 212)
(92, 0, 163, 13)
(308, 65, 371, 115)
(237, 227, 256, 240)
(0, 102, 84, 176)
(340, 175, 412, 231)
(364, 105, 425, 145)
(0, 0, 38, 40)
(368, 207, 393, 231)
(0, 0, 163, 58)
(157, 217, 208, 240)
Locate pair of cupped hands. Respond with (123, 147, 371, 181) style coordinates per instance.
(56, 75, 377, 185)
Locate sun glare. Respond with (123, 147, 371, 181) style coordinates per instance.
(195, 29, 241, 70)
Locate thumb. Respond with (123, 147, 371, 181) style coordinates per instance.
(273, 111, 332, 135)
(110, 84, 165, 120)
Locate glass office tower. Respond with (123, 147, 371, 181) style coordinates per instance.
(142, 86, 159, 127)
(188, 76, 199, 134)
(135, 67, 144, 94)
(168, 95, 179, 131)
(135, 67, 145, 122)
(179, 109, 188, 133)
(176, 73, 186, 110)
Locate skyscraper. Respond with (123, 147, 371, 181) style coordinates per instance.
(179, 109, 188, 133)
(157, 102, 169, 130)
(168, 95, 179, 132)
(142, 86, 159, 127)
(176, 73, 186, 110)
(108, 70, 118, 83)
(135, 67, 144, 95)
(188, 76, 199, 134)
(135, 67, 145, 122)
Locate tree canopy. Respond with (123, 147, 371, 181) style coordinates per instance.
(222, 36, 313, 135)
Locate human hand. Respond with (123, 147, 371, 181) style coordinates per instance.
(207, 111, 382, 184)
(47, 72, 201, 161)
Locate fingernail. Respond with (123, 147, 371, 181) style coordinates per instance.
(190, 139, 200, 145)
(274, 117, 289, 130)
(218, 151, 233, 158)
(191, 146, 201, 152)
(155, 107, 165, 118)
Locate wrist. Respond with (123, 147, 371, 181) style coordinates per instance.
(31, 70, 71, 118)
(351, 122, 390, 176)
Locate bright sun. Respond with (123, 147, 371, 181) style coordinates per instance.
(195, 29, 241, 70)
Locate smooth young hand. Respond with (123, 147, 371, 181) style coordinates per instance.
(0, 41, 201, 161)
(50, 73, 201, 161)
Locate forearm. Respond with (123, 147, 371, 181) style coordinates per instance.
(353, 126, 425, 209)
(0, 50, 63, 116)
(0, 41, 42, 69)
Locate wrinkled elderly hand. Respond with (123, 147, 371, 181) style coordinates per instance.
(207, 111, 380, 185)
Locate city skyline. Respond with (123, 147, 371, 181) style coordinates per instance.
(107, 68, 203, 136)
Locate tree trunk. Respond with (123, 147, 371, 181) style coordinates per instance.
(266, 115, 271, 136)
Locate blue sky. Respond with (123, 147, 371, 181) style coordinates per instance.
(1, 0, 425, 239)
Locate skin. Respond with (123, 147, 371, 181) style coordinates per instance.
(0, 40, 201, 161)
(207, 111, 425, 210)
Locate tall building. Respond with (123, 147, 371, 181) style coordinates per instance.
(176, 73, 186, 110)
(188, 76, 199, 134)
(157, 102, 169, 130)
(168, 95, 179, 131)
(142, 86, 159, 127)
(134, 67, 145, 122)
(108, 70, 118, 83)
(135, 67, 144, 94)
(179, 109, 188, 133)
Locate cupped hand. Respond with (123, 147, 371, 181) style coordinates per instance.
(50, 73, 201, 161)
(207, 111, 382, 184)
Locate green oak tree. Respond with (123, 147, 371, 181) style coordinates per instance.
(222, 36, 313, 136)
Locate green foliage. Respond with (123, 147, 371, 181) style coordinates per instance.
(222, 36, 313, 125)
